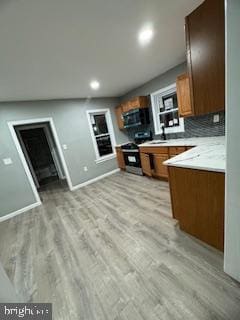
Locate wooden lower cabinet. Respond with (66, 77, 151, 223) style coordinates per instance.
(116, 147, 125, 170)
(168, 166, 225, 251)
(140, 153, 152, 177)
(169, 146, 186, 156)
(139, 146, 189, 180)
(153, 154, 169, 179)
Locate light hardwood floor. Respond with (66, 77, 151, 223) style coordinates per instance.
(0, 172, 240, 320)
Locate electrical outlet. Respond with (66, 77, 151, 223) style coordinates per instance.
(3, 158, 13, 165)
(213, 114, 220, 123)
(83, 166, 88, 172)
(62, 144, 68, 150)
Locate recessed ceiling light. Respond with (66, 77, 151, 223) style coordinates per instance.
(90, 80, 100, 90)
(138, 26, 154, 46)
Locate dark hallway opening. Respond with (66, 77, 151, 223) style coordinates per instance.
(18, 127, 59, 187)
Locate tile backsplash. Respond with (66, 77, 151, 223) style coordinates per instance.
(126, 110, 225, 141)
(161, 111, 225, 140)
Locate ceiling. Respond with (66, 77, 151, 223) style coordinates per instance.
(0, 0, 203, 101)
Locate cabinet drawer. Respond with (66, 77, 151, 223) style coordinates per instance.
(140, 146, 169, 154)
(169, 146, 186, 156)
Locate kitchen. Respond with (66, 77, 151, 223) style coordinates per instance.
(0, 0, 240, 318)
(115, 0, 225, 251)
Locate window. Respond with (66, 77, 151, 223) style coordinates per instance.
(87, 109, 116, 163)
(150, 83, 184, 135)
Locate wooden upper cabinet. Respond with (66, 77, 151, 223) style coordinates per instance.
(122, 101, 131, 113)
(176, 74, 193, 117)
(115, 105, 124, 130)
(185, 0, 225, 116)
(115, 96, 149, 129)
(129, 96, 149, 109)
(122, 96, 149, 113)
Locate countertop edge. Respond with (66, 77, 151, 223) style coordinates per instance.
(164, 161, 225, 173)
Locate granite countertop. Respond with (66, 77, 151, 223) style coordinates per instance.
(139, 136, 225, 173)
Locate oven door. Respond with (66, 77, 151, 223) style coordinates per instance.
(122, 150, 143, 175)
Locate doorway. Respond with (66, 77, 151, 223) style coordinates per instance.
(15, 123, 64, 189)
(8, 118, 72, 205)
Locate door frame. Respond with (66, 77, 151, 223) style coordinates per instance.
(8, 117, 73, 204)
(15, 123, 65, 181)
(15, 128, 40, 189)
(43, 124, 65, 179)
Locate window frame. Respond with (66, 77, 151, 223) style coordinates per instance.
(150, 83, 185, 135)
(86, 108, 116, 164)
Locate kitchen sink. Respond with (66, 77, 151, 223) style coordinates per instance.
(149, 140, 167, 144)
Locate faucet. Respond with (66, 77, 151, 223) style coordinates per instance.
(161, 125, 166, 140)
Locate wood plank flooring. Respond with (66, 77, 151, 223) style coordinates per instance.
(0, 172, 240, 320)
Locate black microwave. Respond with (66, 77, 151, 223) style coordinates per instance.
(123, 108, 150, 129)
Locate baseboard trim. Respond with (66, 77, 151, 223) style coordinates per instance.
(71, 168, 120, 191)
(0, 169, 120, 221)
(0, 201, 41, 223)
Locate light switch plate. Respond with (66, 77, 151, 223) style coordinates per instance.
(83, 166, 88, 172)
(3, 158, 13, 165)
(213, 114, 220, 123)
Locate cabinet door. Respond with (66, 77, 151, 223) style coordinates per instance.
(122, 102, 130, 113)
(185, 0, 225, 115)
(116, 148, 125, 170)
(115, 105, 124, 130)
(140, 153, 152, 177)
(176, 74, 193, 116)
(153, 154, 169, 179)
(168, 167, 225, 251)
(129, 96, 148, 109)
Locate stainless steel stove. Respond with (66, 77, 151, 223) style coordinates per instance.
(121, 143, 142, 175)
(121, 131, 152, 175)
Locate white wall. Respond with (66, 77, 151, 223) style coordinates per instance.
(224, 0, 240, 282)
(0, 98, 128, 218)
